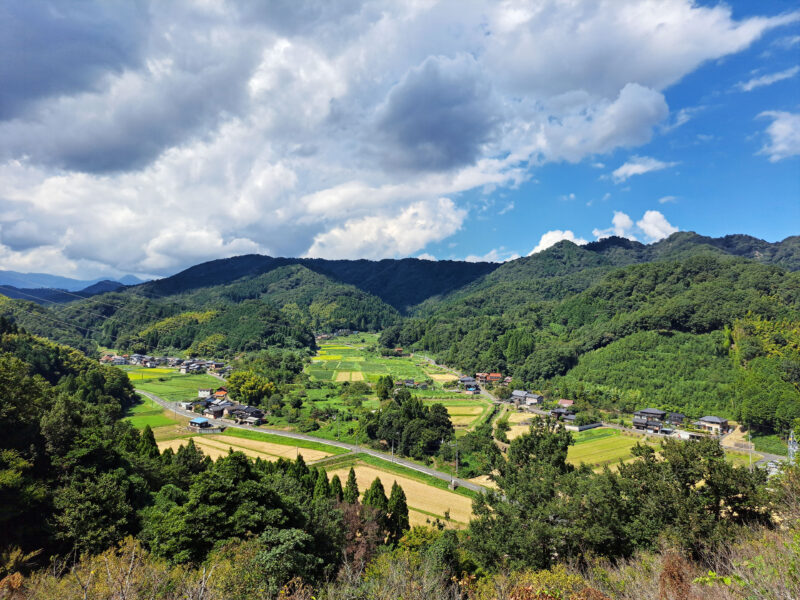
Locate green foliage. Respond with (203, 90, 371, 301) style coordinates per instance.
(387, 481, 410, 545)
(343, 467, 359, 504)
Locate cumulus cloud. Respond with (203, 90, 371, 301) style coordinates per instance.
(593, 210, 678, 242)
(758, 111, 800, 161)
(0, 1, 792, 276)
(375, 54, 500, 172)
(529, 230, 588, 254)
(637, 210, 679, 241)
(611, 156, 678, 182)
(593, 211, 637, 240)
(305, 197, 467, 260)
(736, 66, 799, 92)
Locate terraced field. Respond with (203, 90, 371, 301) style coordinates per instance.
(157, 432, 336, 462)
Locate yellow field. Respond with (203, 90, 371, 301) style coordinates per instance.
(427, 373, 456, 382)
(446, 405, 483, 416)
(506, 424, 531, 440)
(319, 345, 350, 350)
(507, 412, 532, 424)
(157, 434, 332, 462)
(328, 464, 472, 526)
(312, 355, 342, 361)
(451, 415, 479, 426)
(335, 371, 366, 382)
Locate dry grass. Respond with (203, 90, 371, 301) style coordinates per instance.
(157, 434, 332, 462)
(508, 412, 533, 424)
(506, 424, 531, 440)
(327, 464, 473, 525)
(350, 371, 364, 381)
(428, 373, 456, 382)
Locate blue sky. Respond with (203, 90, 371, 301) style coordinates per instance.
(0, 0, 797, 278)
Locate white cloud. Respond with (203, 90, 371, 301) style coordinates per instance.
(736, 66, 800, 92)
(757, 111, 800, 162)
(592, 210, 678, 242)
(305, 197, 466, 260)
(593, 211, 637, 240)
(611, 156, 678, 182)
(637, 210, 679, 241)
(658, 195, 678, 204)
(529, 230, 588, 254)
(416, 253, 436, 261)
(0, 1, 793, 275)
(464, 248, 520, 263)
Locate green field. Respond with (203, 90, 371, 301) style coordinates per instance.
(220, 427, 349, 455)
(124, 394, 178, 429)
(567, 428, 649, 468)
(126, 367, 222, 402)
(752, 433, 788, 456)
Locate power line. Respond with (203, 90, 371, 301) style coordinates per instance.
(0, 286, 119, 322)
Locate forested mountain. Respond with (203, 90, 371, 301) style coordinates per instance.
(0, 232, 797, 423)
(132, 254, 499, 311)
(382, 254, 800, 432)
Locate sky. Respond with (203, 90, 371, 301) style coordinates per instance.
(0, 0, 798, 279)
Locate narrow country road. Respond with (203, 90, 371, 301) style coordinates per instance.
(137, 389, 487, 494)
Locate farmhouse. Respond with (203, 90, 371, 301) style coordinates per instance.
(667, 412, 686, 426)
(634, 408, 667, 421)
(198, 388, 213, 398)
(632, 417, 663, 433)
(694, 415, 730, 435)
(475, 373, 488, 383)
(511, 390, 542, 406)
(459, 376, 477, 385)
(550, 407, 574, 420)
(487, 373, 503, 383)
(188, 417, 211, 431)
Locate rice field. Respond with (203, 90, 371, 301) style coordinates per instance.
(124, 394, 178, 429)
(567, 428, 651, 468)
(157, 433, 334, 463)
(326, 463, 472, 527)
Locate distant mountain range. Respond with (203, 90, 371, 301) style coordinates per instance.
(0, 231, 797, 357)
(0, 270, 145, 292)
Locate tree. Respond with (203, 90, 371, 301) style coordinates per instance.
(375, 375, 394, 401)
(386, 481, 409, 544)
(329, 474, 343, 502)
(313, 469, 330, 501)
(362, 477, 388, 530)
(343, 467, 359, 504)
(226, 370, 276, 406)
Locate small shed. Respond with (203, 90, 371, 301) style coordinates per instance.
(188, 417, 211, 431)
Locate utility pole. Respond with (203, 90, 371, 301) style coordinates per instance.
(789, 429, 797, 463)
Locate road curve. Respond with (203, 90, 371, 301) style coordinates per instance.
(136, 389, 487, 494)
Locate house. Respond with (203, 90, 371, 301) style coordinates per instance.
(667, 412, 686, 426)
(634, 408, 666, 421)
(404, 379, 416, 388)
(487, 373, 503, 383)
(198, 388, 213, 399)
(475, 373, 488, 383)
(111, 356, 127, 366)
(178, 401, 195, 410)
(459, 376, 477, 385)
(188, 417, 211, 431)
(557, 399, 574, 408)
(525, 394, 543, 406)
(550, 407, 574, 420)
(632, 417, 663, 433)
(203, 405, 226, 419)
(213, 388, 228, 401)
(99, 355, 114, 364)
(511, 390, 542, 406)
(694, 416, 730, 435)
(503, 376, 513, 385)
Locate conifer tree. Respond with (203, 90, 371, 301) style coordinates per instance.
(362, 477, 389, 531)
(137, 425, 160, 458)
(313, 468, 330, 500)
(343, 467, 359, 504)
(330, 474, 344, 502)
(387, 481, 410, 544)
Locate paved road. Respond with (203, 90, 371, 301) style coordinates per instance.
(137, 389, 486, 494)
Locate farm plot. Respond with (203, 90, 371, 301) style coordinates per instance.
(157, 433, 333, 463)
(327, 464, 472, 527)
(124, 395, 177, 429)
(130, 369, 222, 403)
(567, 428, 649, 468)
